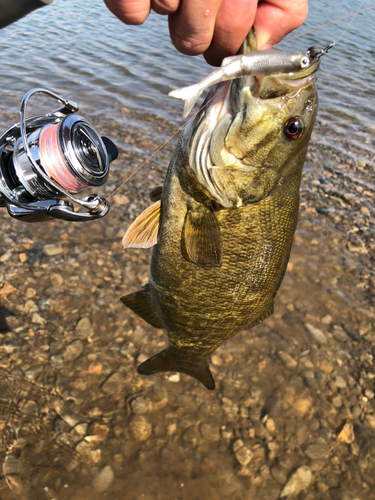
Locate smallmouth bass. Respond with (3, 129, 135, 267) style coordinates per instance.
(121, 36, 320, 390)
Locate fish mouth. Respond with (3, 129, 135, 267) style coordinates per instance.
(187, 57, 320, 207)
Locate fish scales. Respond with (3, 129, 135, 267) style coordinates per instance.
(122, 35, 320, 389)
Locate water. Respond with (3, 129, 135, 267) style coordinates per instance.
(0, 1, 374, 499)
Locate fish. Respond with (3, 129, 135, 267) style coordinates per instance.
(121, 32, 320, 390)
(169, 48, 312, 118)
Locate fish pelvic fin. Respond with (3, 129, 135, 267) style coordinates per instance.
(183, 204, 223, 268)
(137, 347, 215, 390)
(168, 84, 201, 118)
(122, 200, 161, 249)
(121, 283, 164, 329)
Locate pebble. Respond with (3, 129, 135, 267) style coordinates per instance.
(75, 317, 92, 338)
(293, 398, 312, 417)
(50, 273, 64, 287)
(332, 395, 343, 407)
(265, 418, 276, 433)
(129, 416, 152, 441)
(233, 440, 253, 466)
(281, 466, 312, 498)
(365, 414, 375, 430)
(42, 244, 63, 256)
(74, 423, 88, 436)
(304, 323, 327, 344)
(32, 312, 46, 325)
(93, 465, 114, 493)
(101, 371, 126, 394)
(271, 466, 288, 484)
(304, 443, 329, 460)
(0, 251, 12, 262)
(321, 314, 333, 325)
(337, 423, 355, 444)
(131, 396, 152, 414)
(168, 373, 180, 383)
(278, 351, 297, 369)
(318, 360, 333, 374)
(63, 340, 84, 362)
(334, 376, 347, 389)
(25, 287, 37, 298)
(211, 354, 223, 366)
(19, 252, 27, 263)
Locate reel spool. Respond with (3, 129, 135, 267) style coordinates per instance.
(0, 88, 118, 222)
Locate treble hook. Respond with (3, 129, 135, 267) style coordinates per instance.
(307, 42, 335, 60)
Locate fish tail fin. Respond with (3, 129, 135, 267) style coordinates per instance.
(168, 84, 201, 118)
(137, 347, 215, 390)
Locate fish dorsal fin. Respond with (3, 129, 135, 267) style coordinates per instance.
(183, 205, 223, 268)
(121, 283, 164, 329)
(137, 347, 215, 390)
(123, 201, 161, 249)
(149, 186, 163, 202)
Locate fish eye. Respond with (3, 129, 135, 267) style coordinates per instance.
(284, 117, 304, 140)
(301, 56, 310, 68)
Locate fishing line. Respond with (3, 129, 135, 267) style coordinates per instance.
(101, 82, 231, 205)
(103, 5, 375, 205)
(281, 3, 375, 43)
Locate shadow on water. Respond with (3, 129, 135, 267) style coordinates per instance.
(0, 0, 374, 499)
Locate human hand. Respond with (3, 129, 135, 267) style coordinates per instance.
(103, 0, 308, 66)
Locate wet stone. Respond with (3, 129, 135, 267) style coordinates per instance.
(93, 465, 114, 493)
(63, 340, 84, 362)
(75, 317, 92, 338)
(304, 323, 327, 344)
(129, 415, 152, 441)
(280, 466, 312, 498)
(50, 273, 64, 287)
(101, 371, 126, 394)
(304, 443, 329, 460)
(334, 376, 347, 389)
(278, 351, 297, 369)
(42, 244, 63, 256)
(130, 396, 152, 414)
(271, 465, 288, 485)
(233, 440, 253, 466)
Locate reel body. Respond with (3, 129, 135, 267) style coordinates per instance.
(0, 88, 118, 222)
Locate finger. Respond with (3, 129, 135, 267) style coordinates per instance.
(203, 0, 258, 66)
(168, 0, 223, 56)
(103, 0, 151, 25)
(254, 0, 308, 49)
(151, 0, 179, 16)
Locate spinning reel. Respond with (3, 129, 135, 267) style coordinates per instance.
(0, 88, 118, 222)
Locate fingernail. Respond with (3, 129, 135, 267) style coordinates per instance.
(261, 42, 275, 50)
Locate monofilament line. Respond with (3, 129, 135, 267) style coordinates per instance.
(102, 82, 231, 205)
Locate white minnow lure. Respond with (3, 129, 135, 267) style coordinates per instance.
(169, 49, 311, 118)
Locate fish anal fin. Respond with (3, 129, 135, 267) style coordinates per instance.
(183, 205, 223, 268)
(137, 347, 215, 390)
(149, 186, 163, 202)
(121, 284, 164, 329)
(123, 200, 161, 249)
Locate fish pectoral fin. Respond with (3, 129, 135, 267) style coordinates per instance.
(121, 283, 164, 329)
(149, 186, 163, 202)
(183, 205, 223, 268)
(122, 200, 161, 249)
(137, 347, 215, 390)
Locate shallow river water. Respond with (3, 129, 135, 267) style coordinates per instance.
(0, 1, 374, 499)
